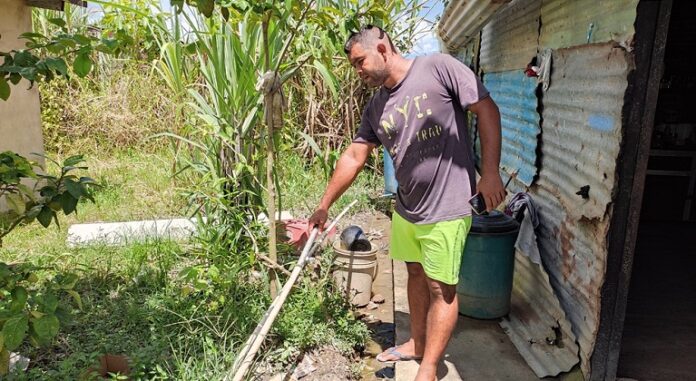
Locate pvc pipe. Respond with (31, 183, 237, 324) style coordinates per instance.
(227, 200, 357, 381)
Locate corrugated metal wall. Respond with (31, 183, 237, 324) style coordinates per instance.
(480, 0, 541, 73)
(440, 0, 640, 378)
(540, 0, 638, 49)
(484, 71, 540, 186)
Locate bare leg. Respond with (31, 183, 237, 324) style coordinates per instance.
(377, 262, 429, 360)
(414, 278, 458, 381)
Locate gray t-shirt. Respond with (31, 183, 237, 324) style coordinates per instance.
(353, 53, 489, 224)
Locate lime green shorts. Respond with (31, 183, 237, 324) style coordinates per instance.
(390, 212, 472, 285)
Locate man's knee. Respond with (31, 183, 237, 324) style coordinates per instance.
(427, 279, 457, 303)
(406, 262, 425, 277)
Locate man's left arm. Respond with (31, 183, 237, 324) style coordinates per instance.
(469, 97, 506, 211)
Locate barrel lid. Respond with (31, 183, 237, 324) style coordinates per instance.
(470, 210, 520, 234)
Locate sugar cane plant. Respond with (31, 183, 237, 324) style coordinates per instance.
(158, 0, 421, 299)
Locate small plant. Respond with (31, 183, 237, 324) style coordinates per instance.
(1, 152, 97, 242)
(0, 151, 96, 375)
(0, 263, 81, 375)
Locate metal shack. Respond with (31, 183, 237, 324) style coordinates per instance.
(438, 0, 694, 380)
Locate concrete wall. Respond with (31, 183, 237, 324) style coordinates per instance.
(0, 0, 45, 159)
(0, 0, 45, 212)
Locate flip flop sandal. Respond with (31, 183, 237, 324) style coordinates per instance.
(375, 346, 423, 362)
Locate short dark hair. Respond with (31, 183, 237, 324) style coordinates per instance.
(344, 24, 397, 55)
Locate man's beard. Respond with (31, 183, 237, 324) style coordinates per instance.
(364, 68, 389, 87)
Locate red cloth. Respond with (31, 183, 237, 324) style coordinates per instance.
(281, 219, 336, 249)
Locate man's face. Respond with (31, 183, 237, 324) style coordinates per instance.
(348, 43, 389, 87)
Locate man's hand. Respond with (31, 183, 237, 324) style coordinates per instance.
(309, 208, 329, 232)
(477, 173, 506, 212)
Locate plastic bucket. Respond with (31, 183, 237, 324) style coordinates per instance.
(332, 240, 378, 306)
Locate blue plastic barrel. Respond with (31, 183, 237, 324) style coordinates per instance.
(383, 147, 397, 196)
(457, 211, 520, 319)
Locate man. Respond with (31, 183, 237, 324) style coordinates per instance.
(309, 25, 505, 381)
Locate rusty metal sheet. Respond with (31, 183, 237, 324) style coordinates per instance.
(540, 0, 638, 49)
(484, 70, 540, 185)
(501, 43, 631, 378)
(541, 43, 632, 220)
(531, 45, 632, 376)
(530, 181, 611, 378)
(438, 0, 512, 52)
(480, 0, 541, 73)
(501, 250, 580, 377)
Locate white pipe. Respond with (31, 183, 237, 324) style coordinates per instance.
(227, 200, 358, 381)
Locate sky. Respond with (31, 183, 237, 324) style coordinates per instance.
(407, 0, 444, 56)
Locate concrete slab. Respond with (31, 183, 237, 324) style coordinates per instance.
(66, 218, 199, 247)
(392, 260, 552, 381)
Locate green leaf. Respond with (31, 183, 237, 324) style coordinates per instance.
(39, 185, 57, 198)
(9, 73, 21, 85)
(13, 51, 36, 66)
(63, 154, 84, 167)
(66, 290, 82, 310)
(19, 67, 37, 82)
(24, 204, 42, 220)
(0, 76, 10, 101)
(38, 292, 58, 313)
(60, 192, 78, 215)
(313, 61, 338, 100)
(54, 305, 72, 325)
(18, 32, 45, 41)
(6, 193, 25, 215)
(197, 0, 214, 17)
(9, 287, 28, 314)
(31, 314, 59, 342)
(30, 311, 44, 319)
(73, 53, 92, 78)
(47, 18, 66, 28)
(36, 206, 53, 228)
(57, 273, 78, 289)
(45, 57, 68, 76)
(72, 34, 92, 45)
(64, 178, 83, 199)
(298, 131, 324, 158)
(1, 315, 28, 351)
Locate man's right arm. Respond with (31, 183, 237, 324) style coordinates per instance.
(309, 142, 376, 230)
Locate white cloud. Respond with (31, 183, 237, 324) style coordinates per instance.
(407, 19, 440, 57)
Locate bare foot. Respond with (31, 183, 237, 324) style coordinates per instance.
(376, 338, 424, 362)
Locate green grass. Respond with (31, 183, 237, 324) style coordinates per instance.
(0, 148, 372, 380)
(1, 149, 187, 260)
(278, 151, 383, 218)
